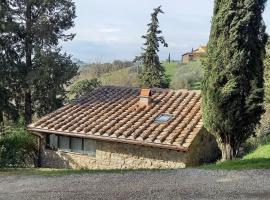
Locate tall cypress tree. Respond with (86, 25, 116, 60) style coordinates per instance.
(264, 41, 270, 104)
(202, 0, 268, 160)
(135, 6, 169, 88)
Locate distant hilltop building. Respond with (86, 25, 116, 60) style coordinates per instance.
(182, 46, 207, 64)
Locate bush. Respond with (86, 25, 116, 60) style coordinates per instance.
(69, 78, 101, 99)
(0, 124, 38, 168)
(170, 61, 203, 90)
(243, 105, 270, 154)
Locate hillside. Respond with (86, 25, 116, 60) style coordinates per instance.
(203, 141, 270, 170)
(73, 60, 204, 90)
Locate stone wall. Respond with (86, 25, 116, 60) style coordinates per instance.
(41, 129, 219, 169)
(42, 142, 187, 169)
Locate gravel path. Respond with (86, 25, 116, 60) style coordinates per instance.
(0, 169, 270, 200)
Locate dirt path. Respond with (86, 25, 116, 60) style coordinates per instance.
(0, 169, 270, 200)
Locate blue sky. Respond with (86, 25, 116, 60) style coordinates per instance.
(62, 0, 270, 63)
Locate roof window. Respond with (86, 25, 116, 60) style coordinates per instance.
(154, 114, 173, 123)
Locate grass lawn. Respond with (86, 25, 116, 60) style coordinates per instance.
(203, 142, 270, 170)
(0, 168, 167, 176)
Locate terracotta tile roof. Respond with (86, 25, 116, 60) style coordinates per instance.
(28, 86, 203, 151)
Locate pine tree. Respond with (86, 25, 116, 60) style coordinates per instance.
(202, 0, 268, 160)
(1, 0, 78, 124)
(32, 48, 78, 117)
(0, 0, 20, 125)
(135, 6, 169, 88)
(264, 41, 270, 104)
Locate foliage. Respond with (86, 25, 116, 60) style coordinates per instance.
(77, 60, 133, 81)
(163, 62, 179, 79)
(203, 138, 270, 170)
(75, 61, 182, 90)
(134, 6, 169, 88)
(69, 79, 101, 99)
(170, 61, 203, 90)
(202, 0, 268, 160)
(0, 121, 38, 168)
(0, 0, 77, 124)
(245, 43, 270, 154)
(32, 49, 78, 117)
(264, 41, 270, 103)
(101, 67, 140, 87)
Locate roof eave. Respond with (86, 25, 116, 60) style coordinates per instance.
(27, 127, 189, 152)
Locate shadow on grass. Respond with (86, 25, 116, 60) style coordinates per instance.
(202, 158, 270, 170)
(0, 168, 171, 177)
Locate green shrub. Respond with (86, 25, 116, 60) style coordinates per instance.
(0, 124, 38, 168)
(69, 78, 101, 99)
(170, 61, 203, 90)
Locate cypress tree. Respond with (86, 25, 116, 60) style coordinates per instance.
(264, 41, 270, 104)
(135, 6, 169, 88)
(202, 0, 268, 160)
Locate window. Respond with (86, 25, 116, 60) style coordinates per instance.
(48, 134, 58, 149)
(84, 139, 96, 157)
(45, 135, 96, 157)
(71, 138, 83, 153)
(59, 136, 70, 152)
(154, 113, 173, 123)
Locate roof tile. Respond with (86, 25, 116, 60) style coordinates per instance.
(28, 86, 203, 151)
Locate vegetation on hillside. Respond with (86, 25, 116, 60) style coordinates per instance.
(247, 41, 270, 152)
(170, 61, 203, 90)
(69, 79, 101, 99)
(77, 60, 133, 80)
(203, 138, 270, 170)
(72, 60, 203, 91)
(202, 0, 268, 160)
(134, 6, 169, 88)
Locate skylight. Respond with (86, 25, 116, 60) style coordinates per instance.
(154, 114, 173, 123)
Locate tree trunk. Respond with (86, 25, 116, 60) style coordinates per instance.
(24, 2, 32, 125)
(24, 90, 32, 125)
(220, 142, 234, 161)
(0, 110, 3, 134)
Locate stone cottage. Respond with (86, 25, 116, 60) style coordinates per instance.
(182, 45, 207, 63)
(27, 86, 219, 169)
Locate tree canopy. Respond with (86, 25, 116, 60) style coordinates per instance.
(202, 0, 268, 160)
(0, 0, 78, 125)
(135, 6, 169, 88)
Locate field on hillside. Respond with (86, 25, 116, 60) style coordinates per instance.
(73, 60, 204, 90)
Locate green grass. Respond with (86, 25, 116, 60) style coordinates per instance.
(99, 67, 131, 83)
(203, 142, 270, 170)
(190, 81, 201, 90)
(162, 61, 179, 79)
(0, 168, 168, 177)
(73, 60, 202, 90)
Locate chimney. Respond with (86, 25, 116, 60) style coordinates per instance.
(139, 89, 152, 107)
